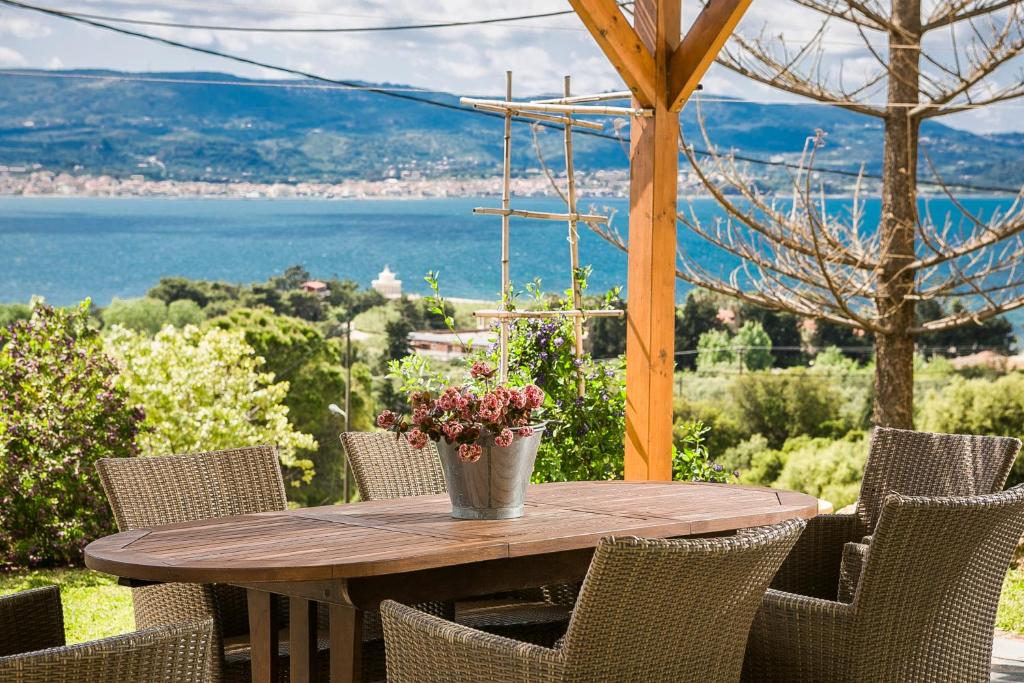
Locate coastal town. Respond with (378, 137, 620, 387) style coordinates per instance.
(0, 166, 637, 199)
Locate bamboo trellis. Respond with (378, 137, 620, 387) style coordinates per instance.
(461, 72, 628, 396)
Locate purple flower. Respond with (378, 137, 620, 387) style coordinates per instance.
(553, 337, 565, 347)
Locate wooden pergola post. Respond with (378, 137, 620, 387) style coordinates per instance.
(569, 0, 753, 480)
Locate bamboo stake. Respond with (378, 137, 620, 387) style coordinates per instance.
(473, 309, 625, 320)
(563, 76, 586, 397)
(499, 71, 512, 385)
(534, 90, 632, 105)
(460, 96, 652, 117)
(471, 103, 604, 130)
(473, 207, 608, 223)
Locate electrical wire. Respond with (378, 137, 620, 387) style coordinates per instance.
(1, 0, 1021, 194)
(29, 2, 622, 33)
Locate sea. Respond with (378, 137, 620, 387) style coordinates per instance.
(0, 196, 1018, 317)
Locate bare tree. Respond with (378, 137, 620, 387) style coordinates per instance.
(587, 0, 1024, 429)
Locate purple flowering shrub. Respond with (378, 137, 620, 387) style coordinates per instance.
(0, 303, 144, 567)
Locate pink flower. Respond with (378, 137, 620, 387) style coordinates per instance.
(442, 421, 464, 441)
(458, 442, 483, 463)
(494, 428, 514, 448)
(405, 428, 429, 450)
(412, 407, 430, 425)
(517, 426, 535, 438)
(376, 410, 396, 429)
(470, 361, 495, 379)
(509, 390, 528, 409)
(523, 384, 544, 409)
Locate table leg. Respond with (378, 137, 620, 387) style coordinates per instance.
(247, 589, 280, 683)
(289, 597, 319, 683)
(329, 604, 363, 683)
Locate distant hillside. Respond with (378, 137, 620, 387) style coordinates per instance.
(0, 70, 1021, 189)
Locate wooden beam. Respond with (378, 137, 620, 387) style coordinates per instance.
(568, 0, 658, 107)
(624, 0, 680, 481)
(667, 0, 752, 112)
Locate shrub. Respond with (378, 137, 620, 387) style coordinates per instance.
(773, 435, 867, 509)
(101, 297, 168, 334)
(673, 421, 737, 483)
(673, 398, 745, 457)
(0, 303, 144, 567)
(105, 324, 316, 485)
(919, 373, 1024, 484)
(729, 369, 842, 448)
(167, 299, 203, 328)
(718, 433, 771, 476)
(0, 303, 31, 329)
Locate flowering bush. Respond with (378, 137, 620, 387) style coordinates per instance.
(377, 361, 544, 463)
(0, 302, 145, 568)
(672, 421, 737, 484)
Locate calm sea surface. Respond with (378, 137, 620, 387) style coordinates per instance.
(0, 196, 1015, 307)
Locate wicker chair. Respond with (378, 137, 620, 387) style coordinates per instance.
(745, 486, 1024, 682)
(0, 586, 214, 682)
(771, 426, 1021, 599)
(96, 445, 385, 683)
(379, 519, 806, 683)
(341, 432, 573, 644)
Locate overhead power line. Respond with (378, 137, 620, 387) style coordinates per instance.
(1, 0, 1020, 194)
(26, 2, 615, 33)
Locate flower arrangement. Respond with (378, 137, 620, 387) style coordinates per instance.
(376, 361, 545, 463)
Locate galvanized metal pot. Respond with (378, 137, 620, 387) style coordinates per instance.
(435, 426, 544, 520)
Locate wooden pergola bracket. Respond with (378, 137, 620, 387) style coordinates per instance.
(668, 0, 753, 112)
(568, 0, 658, 107)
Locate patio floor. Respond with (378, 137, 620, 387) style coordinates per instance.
(994, 635, 1024, 681)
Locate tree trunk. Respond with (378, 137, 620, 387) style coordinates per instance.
(873, 0, 921, 429)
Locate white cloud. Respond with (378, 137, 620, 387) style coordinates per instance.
(0, 46, 27, 67)
(0, 14, 50, 38)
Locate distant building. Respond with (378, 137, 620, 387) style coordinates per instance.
(408, 330, 493, 360)
(372, 265, 402, 299)
(300, 280, 329, 298)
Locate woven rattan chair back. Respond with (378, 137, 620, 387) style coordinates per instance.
(857, 427, 1020, 535)
(341, 432, 445, 500)
(559, 519, 805, 682)
(96, 446, 287, 642)
(0, 586, 214, 683)
(851, 486, 1024, 681)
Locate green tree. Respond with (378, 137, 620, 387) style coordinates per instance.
(101, 297, 168, 334)
(208, 308, 375, 504)
(167, 299, 203, 327)
(729, 370, 841, 448)
(0, 302, 144, 567)
(676, 289, 727, 370)
(732, 320, 773, 371)
(696, 328, 735, 372)
(105, 324, 316, 486)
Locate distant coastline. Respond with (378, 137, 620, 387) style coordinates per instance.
(0, 169, 632, 200)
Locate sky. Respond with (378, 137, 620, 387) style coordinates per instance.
(0, 0, 1022, 134)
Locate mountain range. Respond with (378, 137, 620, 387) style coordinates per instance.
(0, 69, 1021, 191)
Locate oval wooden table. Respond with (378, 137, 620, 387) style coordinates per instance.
(85, 480, 818, 683)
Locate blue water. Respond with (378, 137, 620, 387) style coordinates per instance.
(0, 196, 1016, 309)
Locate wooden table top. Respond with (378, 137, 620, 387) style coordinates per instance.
(84, 481, 818, 584)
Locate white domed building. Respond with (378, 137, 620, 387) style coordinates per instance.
(372, 265, 402, 299)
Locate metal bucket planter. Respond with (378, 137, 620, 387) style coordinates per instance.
(435, 426, 544, 520)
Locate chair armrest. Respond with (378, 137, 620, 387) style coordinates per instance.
(745, 589, 855, 682)
(837, 542, 869, 603)
(770, 514, 865, 599)
(0, 586, 65, 657)
(0, 619, 214, 682)
(380, 600, 564, 683)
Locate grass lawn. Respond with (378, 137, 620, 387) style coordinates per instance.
(4, 564, 1024, 644)
(0, 568, 134, 644)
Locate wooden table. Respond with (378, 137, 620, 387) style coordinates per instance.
(85, 481, 817, 683)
